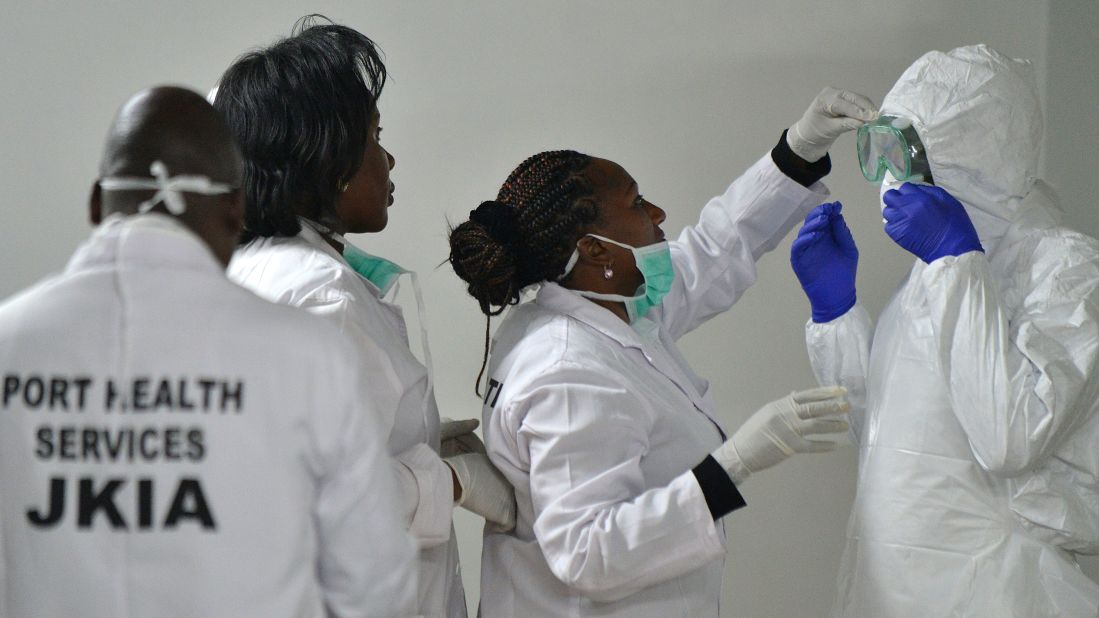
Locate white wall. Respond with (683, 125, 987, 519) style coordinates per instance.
(3, 1, 1091, 615)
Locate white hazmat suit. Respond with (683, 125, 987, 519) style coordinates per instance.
(807, 45, 1099, 616)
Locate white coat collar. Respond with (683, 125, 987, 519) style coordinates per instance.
(296, 219, 346, 262)
(67, 213, 223, 276)
(296, 221, 387, 298)
(535, 282, 648, 351)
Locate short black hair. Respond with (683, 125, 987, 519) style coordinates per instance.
(213, 15, 387, 242)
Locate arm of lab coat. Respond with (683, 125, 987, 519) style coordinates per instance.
(305, 294, 454, 545)
(805, 304, 873, 443)
(393, 443, 455, 547)
(314, 349, 418, 617)
(516, 363, 726, 602)
(922, 251, 1099, 475)
(657, 154, 829, 340)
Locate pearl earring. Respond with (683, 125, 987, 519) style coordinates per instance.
(603, 264, 614, 279)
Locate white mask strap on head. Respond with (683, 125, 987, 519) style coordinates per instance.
(99, 160, 234, 215)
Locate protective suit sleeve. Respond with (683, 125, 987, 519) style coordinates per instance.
(658, 153, 830, 341)
(922, 251, 1099, 475)
(303, 294, 455, 546)
(805, 304, 873, 443)
(313, 347, 418, 616)
(515, 363, 726, 602)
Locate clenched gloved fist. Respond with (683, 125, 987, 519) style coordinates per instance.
(791, 202, 858, 323)
(787, 88, 878, 162)
(712, 386, 850, 485)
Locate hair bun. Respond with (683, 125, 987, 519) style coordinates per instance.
(469, 200, 519, 246)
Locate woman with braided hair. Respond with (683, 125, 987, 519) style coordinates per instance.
(449, 88, 875, 616)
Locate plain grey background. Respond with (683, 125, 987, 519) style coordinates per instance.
(2, 2, 1096, 616)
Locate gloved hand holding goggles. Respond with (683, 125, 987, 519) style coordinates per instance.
(857, 115, 933, 183)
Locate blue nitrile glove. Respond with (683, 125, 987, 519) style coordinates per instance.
(790, 202, 858, 323)
(882, 183, 983, 263)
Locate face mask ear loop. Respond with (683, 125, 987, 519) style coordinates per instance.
(557, 234, 622, 282)
(557, 249, 580, 281)
(408, 270, 435, 412)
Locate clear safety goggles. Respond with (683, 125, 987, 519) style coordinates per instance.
(856, 115, 933, 183)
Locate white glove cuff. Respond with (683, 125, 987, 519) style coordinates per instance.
(787, 124, 827, 163)
(711, 440, 752, 486)
(443, 456, 470, 507)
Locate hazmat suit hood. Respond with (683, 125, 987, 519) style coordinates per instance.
(880, 44, 1056, 248)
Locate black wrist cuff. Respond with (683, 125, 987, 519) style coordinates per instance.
(771, 129, 831, 187)
(692, 455, 747, 519)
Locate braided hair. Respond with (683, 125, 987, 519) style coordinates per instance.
(448, 150, 598, 393)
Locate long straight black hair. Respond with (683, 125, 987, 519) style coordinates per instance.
(213, 15, 387, 243)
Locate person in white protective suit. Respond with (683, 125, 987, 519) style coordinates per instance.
(212, 17, 514, 617)
(0, 86, 417, 617)
(790, 44, 1099, 616)
(447, 86, 876, 616)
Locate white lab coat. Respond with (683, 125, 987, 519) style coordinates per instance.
(809, 45, 1099, 617)
(230, 222, 465, 617)
(479, 154, 828, 616)
(0, 214, 416, 618)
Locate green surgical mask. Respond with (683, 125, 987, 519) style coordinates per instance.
(560, 234, 676, 323)
(342, 244, 406, 297)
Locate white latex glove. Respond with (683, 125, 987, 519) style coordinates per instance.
(712, 386, 850, 484)
(445, 453, 516, 530)
(787, 88, 878, 162)
(439, 417, 486, 458)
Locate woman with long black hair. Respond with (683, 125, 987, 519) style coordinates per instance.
(214, 17, 514, 617)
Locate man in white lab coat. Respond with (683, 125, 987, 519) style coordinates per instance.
(216, 20, 516, 617)
(0, 86, 416, 617)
